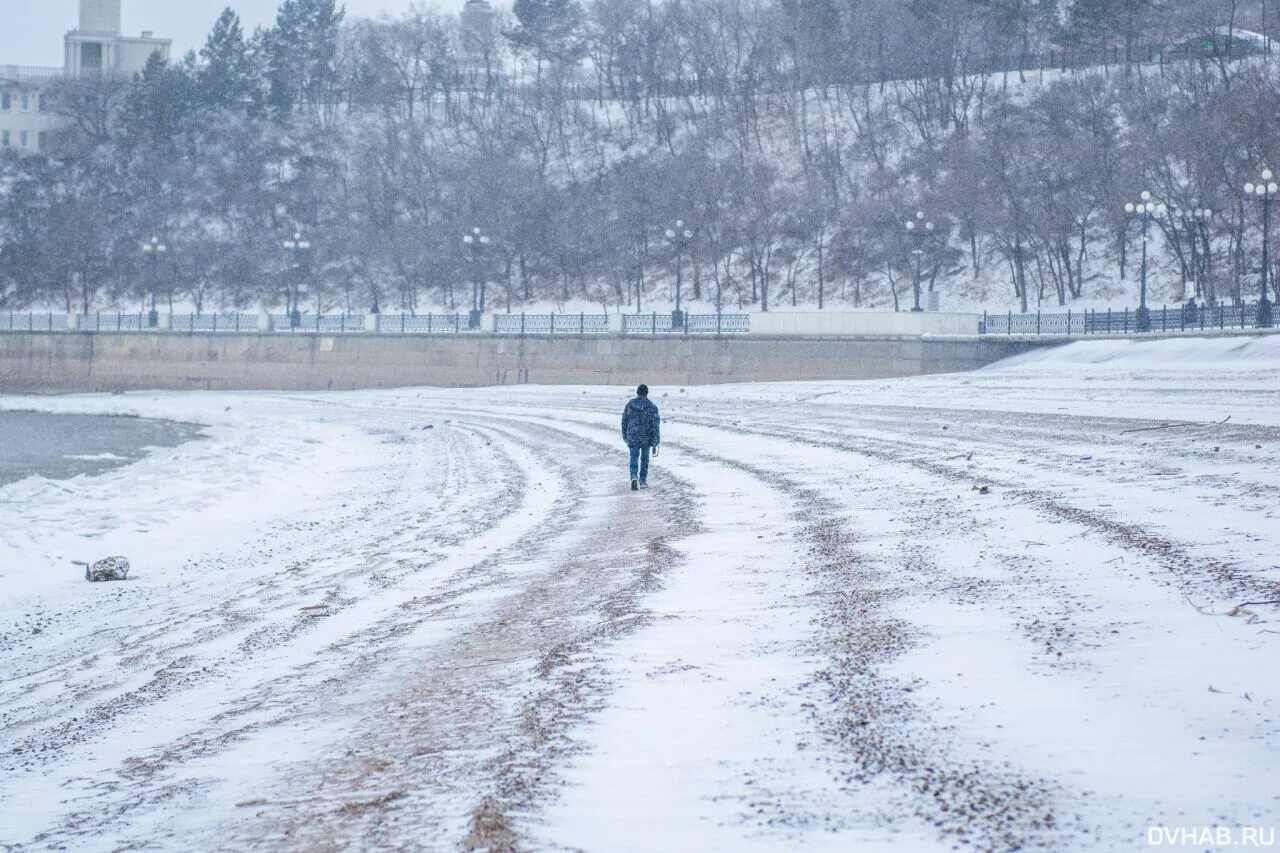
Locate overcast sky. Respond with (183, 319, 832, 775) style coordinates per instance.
(1, 1, 478, 67)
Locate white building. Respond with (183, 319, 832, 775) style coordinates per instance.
(462, 0, 497, 57)
(0, 0, 170, 154)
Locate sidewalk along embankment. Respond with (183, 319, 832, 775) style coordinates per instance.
(0, 332, 1054, 392)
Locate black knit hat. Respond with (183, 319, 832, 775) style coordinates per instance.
(637, 384, 649, 396)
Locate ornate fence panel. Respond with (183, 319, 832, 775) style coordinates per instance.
(623, 313, 749, 334)
(318, 314, 363, 333)
(494, 314, 609, 334)
(1084, 309, 1134, 334)
(268, 314, 363, 332)
(376, 313, 474, 333)
(687, 313, 750, 333)
(76, 313, 145, 332)
(980, 304, 1273, 336)
(555, 313, 608, 334)
(623, 313, 674, 334)
(171, 314, 259, 333)
(495, 314, 549, 334)
(1, 312, 68, 331)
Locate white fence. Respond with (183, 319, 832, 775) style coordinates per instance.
(494, 313, 611, 334)
(0, 311, 988, 337)
(622, 313, 750, 334)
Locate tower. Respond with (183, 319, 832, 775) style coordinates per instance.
(462, 0, 495, 57)
(66, 0, 169, 77)
(79, 0, 123, 35)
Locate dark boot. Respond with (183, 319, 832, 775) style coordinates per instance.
(631, 479, 639, 491)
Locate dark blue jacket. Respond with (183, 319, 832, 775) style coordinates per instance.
(622, 396, 661, 448)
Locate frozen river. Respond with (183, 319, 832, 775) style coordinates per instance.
(0, 410, 201, 486)
(1, 336, 1278, 851)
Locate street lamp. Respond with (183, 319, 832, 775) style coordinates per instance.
(140, 236, 167, 328)
(1124, 191, 1165, 332)
(283, 231, 312, 329)
(664, 220, 694, 328)
(904, 211, 934, 313)
(1243, 169, 1276, 328)
(462, 227, 490, 329)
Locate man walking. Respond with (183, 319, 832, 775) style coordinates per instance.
(621, 384, 661, 491)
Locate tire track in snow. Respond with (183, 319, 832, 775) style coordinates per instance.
(3, 421, 547, 848)
(433, 406, 1026, 847)
(221, 413, 695, 850)
(4, 426, 482, 761)
(675, 409, 1280, 602)
(627, 429, 1066, 851)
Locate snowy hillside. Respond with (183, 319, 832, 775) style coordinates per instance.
(6, 0, 1280, 319)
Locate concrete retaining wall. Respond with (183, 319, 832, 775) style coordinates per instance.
(0, 332, 1053, 392)
(751, 312, 980, 336)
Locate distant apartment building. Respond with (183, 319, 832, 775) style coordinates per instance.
(462, 0, 496, 57)
(0, 0, 170, 153)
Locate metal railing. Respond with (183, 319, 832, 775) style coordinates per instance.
(0, 312, 488, 334)
(376, 313, 477, 333)
(268, 314, 366, 333)
(980, 304, 1271, 335)
(1, 308, 1270, 338)
(75, 313, 148, 332)
(0, 312, 67, 332)
(622, 313, 750, 335)
(170, 313, 260, 333)
(494, 313, 609, 334)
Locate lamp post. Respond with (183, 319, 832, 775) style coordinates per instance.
(463, 227, 490, 329)
(1244, 170, 1276, 328)
(1124, 191, 1164, 332)
(664, 220, 693, 328)
(282, 232, 312, 329)
(140, 236, 167, 328)
(904, 211, 934, 312)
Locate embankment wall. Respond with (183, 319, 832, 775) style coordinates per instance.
(0, 332, 1054, 392)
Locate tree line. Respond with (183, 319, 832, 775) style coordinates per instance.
(2, 0, 1279, 316)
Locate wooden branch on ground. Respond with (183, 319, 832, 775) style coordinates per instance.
(1121, 415, 1231, 435)
(1185, 597, 1280, 622)
(1122, 422, 1194, 434)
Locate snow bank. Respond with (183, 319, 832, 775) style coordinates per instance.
(989, 333, 1280, 370)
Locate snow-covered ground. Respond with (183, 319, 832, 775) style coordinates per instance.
(1, 335, 1278, 851)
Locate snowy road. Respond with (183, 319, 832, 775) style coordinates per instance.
(2, 336, 1279, 851)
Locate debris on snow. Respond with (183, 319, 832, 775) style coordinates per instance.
(77, 557, 130, 582)
(1121, 415, 1231, 435)
(338, 790, 406, 815)
(1190, 599, 1280, 624)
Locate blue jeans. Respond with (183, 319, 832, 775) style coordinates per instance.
(628, 445, 651, 482)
